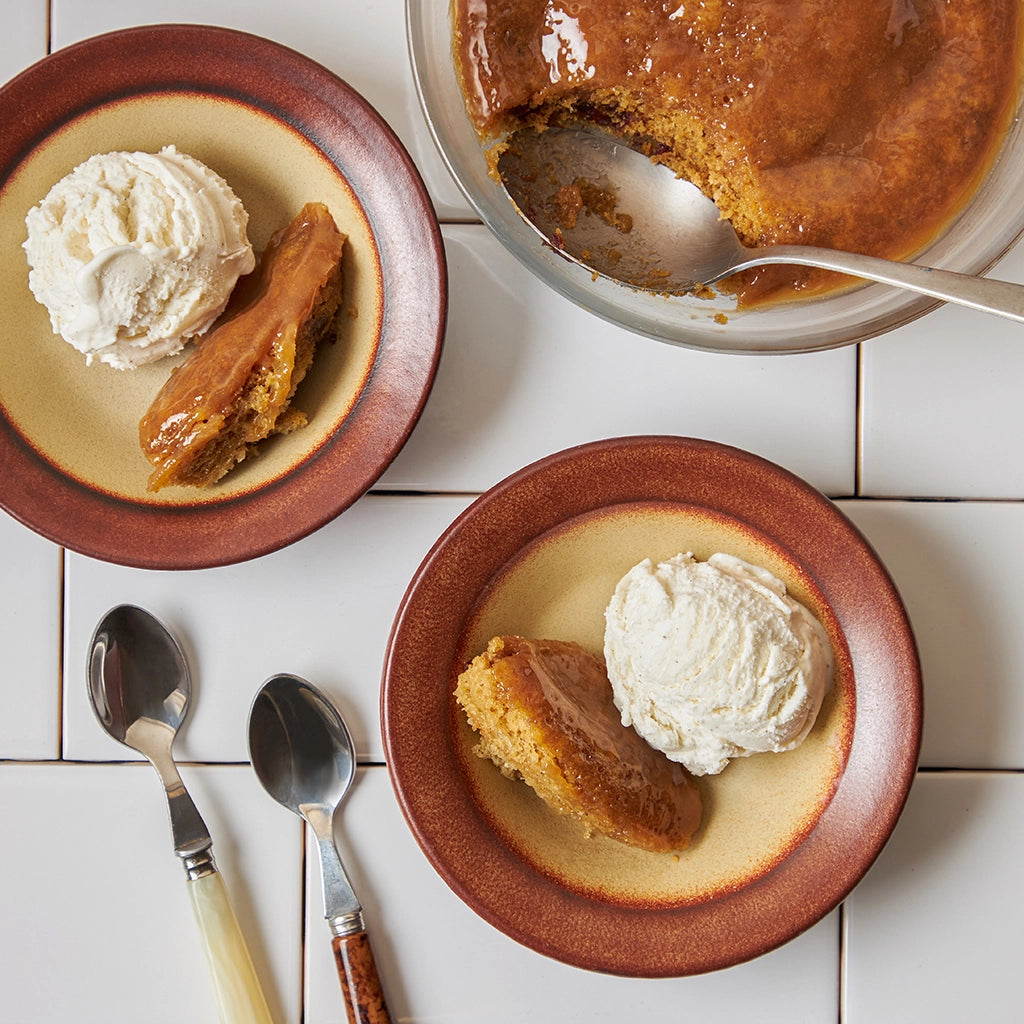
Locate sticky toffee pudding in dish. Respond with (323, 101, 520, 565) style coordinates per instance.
(453, 0, 1023, 304)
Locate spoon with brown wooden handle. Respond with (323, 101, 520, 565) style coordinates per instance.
(248, 674, 392, 1024)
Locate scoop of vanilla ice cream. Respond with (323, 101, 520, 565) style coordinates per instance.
(24, 146, 255, 369)
(604, 552, 833, 776)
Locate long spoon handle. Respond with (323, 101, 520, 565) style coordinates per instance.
(187, 868, 275, 1024)
(738, 244, 1024, 323)
(331, 930, 393, 1024)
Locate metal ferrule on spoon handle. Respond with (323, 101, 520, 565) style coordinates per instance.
(310, 811, 393, 1024)
(183, 847, 275, 1024)
(153, 750, 274, 1024)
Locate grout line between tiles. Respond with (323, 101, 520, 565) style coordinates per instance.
(838, 901, 846, 1024)
(57, 546, 65, 761)
(835, 905, 843, 1024)
(854, 342, 863, 497)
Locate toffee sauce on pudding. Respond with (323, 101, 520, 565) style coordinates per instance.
(454, 0, 1022, 305)
(456, 635, 702, 853)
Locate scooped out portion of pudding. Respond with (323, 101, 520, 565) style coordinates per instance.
(453, 0, 1022, 304)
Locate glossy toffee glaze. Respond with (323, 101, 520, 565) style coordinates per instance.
(140, 202, 347, 490)
(454, 0, 1022, 303)
(458, 635, 702, 852)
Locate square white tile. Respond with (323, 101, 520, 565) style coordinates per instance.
(0, 515, 61, 759)
(0, 762, 301, 1024)
(860, 240, 1024, 498)
(304, 767, 840, 1024)
(49, 0, 470, 219)
(841, 499, 1024, 769)
(0, 8, 58, 764)
(63, 494, 471, 764)
(380, 224, 858, 496)
(0, 3, 46, 84)
(845, 771, 1024, 1023)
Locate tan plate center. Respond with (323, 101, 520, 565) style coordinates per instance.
(454, 501, 854, 907)
(0, 92, 383, 503)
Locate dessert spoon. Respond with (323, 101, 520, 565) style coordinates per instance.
(498, 126, 1024, 322)
(248, 674, 392, 1024)
(88, 605, 273, 1024)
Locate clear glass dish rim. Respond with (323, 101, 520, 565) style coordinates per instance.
(407, 0, 1024, 354)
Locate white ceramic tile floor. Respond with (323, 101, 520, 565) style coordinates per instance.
(0, 4, 46, 83)
(841, 500, 1024, 770)
(860, 242, 1024, 499)
(380, 225, 857, 496)
(62, 494, 472, 765)
(0, 762, 302, 1024)
(0, 515, 60, 760)
(845, 772, 1024, 1024)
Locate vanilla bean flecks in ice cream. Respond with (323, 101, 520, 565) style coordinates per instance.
(604, 552, 833, 776)
(24, 146, 254, 369)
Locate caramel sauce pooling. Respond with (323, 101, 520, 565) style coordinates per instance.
(454, 0, 1022, 303)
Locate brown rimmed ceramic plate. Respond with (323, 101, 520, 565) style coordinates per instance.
(382, 436, 921, 976)
(0, 25, 445, 568)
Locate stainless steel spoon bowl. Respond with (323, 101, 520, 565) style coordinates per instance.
(248, 674, 392, 1024)
(499, 126, 1024, 323)
(88, 605, 273, 1024)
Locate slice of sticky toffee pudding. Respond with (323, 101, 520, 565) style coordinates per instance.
(456, 635, 703, 852)
(140, 202, 346, 490)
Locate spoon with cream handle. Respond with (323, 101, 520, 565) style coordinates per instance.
(88, 605, 274, 1024)
(498, 126, 1024, 322)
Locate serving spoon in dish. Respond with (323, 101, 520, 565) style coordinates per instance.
(248, 674, 392, 1024)
(88, 605, 273, 1024)
(498, 126, 1024, 322)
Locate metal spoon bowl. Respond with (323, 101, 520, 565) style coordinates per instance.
(89, 604, 190, 749)
(498, 126, 1024, 324)
(248, 674, 392, 1024)
(88, 605, 272, 1024)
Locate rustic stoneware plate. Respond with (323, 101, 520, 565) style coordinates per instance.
(383, 436, 922, 976)
(0, 25, 445, 568)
